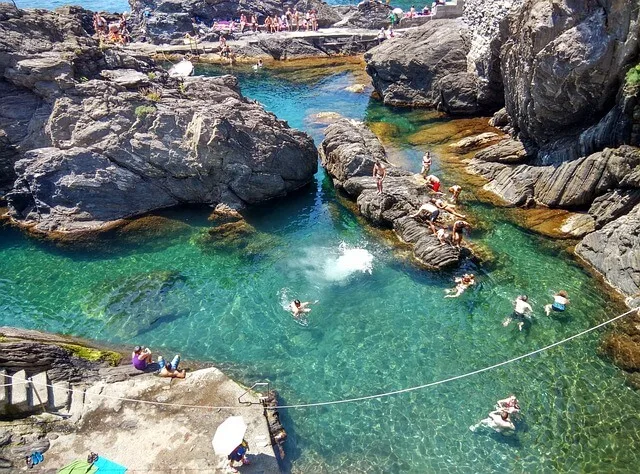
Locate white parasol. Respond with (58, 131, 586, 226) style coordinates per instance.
(212, 416, 247, 456)
(392, 7, 403, 15)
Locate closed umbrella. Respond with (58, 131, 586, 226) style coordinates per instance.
(392, 7, 403, 15)
(212, 416, 247, 456)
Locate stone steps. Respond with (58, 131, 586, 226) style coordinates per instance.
(0, 369, 71, 417)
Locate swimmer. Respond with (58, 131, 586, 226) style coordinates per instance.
(470, 409, 515, 436)
(435, 198, 466, 218)
(444, 273, 475, 298)
(496, 395, 520, 415)
(503, 295, 533, 331)
(545, 290, 569, 316)
(448, 184, 462, 203)
(373, 160, 387, 194)
(290, 299, 316, 317)
(253, 59, 264, 70)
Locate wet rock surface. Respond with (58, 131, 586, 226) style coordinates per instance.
(320, 119, 470, 269)
(0, 4, 318, 234)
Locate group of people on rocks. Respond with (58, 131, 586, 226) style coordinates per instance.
(206, 7, 319, 38)
(93, 12, 130, 44)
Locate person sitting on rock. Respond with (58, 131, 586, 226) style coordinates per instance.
(436, 227, 451, 245)
(373, 160, 387, 194)
(250, 14, 258, 32)
(545, 290, 570, 316)
(452, 220, 471, 248)
(425, 174, 441, 193)
(132, 346, 153, 371)
(422, 5, 431, 15)
(228, 439, 250, 472)
(410, 199, 440, 235)
(449, 184, 462, 203)
(158, 354, 186, 379)
(435, 198, 465, 218)
(445, 273, 475, 298)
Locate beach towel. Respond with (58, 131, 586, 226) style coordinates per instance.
(57, 459, 98, 474)
(94, 456, 127, 473)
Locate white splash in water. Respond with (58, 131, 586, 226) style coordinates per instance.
(323, 242, 374, 282)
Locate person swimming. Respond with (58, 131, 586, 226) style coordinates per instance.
(470, 409, 515, 436)
(444, 273, 475, 298)
(290, 299, 317, 318)
(545, 290, 569, 316)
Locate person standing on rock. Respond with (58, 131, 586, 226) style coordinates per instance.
(286, 8, 293, 31)
(451, 220, 471, 248)
(449, 184, 462, 203)
(377, 27, 386, 44)
(421, 151, 432, 177)
(373, 160, 387, 194)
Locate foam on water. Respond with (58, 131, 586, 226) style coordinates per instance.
(324, 242, 374, 282)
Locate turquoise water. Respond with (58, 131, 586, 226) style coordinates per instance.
(2, 62, 640, 473)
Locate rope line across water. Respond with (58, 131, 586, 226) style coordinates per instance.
(3, 306, 638, 410)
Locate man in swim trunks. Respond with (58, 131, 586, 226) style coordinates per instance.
(449, 184, 462, 203)
(132, 346, 152, 371)
(452, 220, 471, 248)
(373, 160, 386, 194)
(410, 199, 440, 235)
(503, 295, 533, 331)
(470, 409, 515, 436)
(545, 290, 569, 316)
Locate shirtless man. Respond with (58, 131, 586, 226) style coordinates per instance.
(448, 185, 462, 203)
(410, 199, 440, 235)
(158, 354, 186, 379)
(290, 299, 313, 317)
(373, 160, 386, 194)
(470, 410, 515, 436)
(421, 152, 432, 177)
(452, 220, 471, 248)
(444, 273, 475, 298)
(435, 198, 466, 218)
(503, 295, 533, 331)
(425, 174, 441, 193)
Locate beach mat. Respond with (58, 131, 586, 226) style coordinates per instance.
(94, 456, 127, 473)
(57, 459, 98, 474)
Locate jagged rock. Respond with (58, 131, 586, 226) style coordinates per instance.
(1, 6, 318, 234)
(449, 132, 504, 152)
(208, 203, 244, 223)
(320, 119, 468, 269)
(488, 107, 511, 129)
(474, 138, 532, 164)
(332, 2, 390, 30)
(469, 146, 640, 208)
(589, 189, 640, 229)
(576, 203, 640, 301)
(501, 0, 640, 148)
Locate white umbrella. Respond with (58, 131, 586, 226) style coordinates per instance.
(212, 416, 247, 456)
(392, 8, 403, 15)
(168, 59, 194, 78)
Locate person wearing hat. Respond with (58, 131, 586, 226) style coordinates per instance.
(132, 345, 153, 370)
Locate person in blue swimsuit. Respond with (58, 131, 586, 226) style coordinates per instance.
(545, 290, 569, 316)
(228, 439, 250, 472)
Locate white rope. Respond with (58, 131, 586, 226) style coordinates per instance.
(2, 306, 637, 410)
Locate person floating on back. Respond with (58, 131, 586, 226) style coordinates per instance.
(545, 290, 569, 316)
(445, 273, 475, 298)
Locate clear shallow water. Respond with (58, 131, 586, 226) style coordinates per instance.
(2, 61, 640, 473)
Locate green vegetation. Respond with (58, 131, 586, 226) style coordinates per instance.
(625, 63, 640, 89)
(178, 82, 187, 95)
(140, 86, 162, 102)
(147, 72, 157, 80)
(135, 105, 157, 118)
(59, 343, 122, 366)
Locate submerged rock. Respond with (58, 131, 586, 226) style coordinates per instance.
(320, 119, 471, 269)
(0, 4, 318, 235)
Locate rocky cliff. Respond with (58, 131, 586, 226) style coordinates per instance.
(0, 4, 317, 234)
(320, 119, 470, 270)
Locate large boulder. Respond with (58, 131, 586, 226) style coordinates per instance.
(576, 203, 640, 304)
(320, 119, 469, 269)
(501, 0, 640, 148)
(332, 2, 390, 30)
(364, 20, 498, 114)
(1, 5, 318, 234)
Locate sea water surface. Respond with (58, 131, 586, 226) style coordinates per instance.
(2, 58, 640, 473)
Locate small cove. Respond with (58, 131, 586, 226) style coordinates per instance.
(1, 60, 640, 473)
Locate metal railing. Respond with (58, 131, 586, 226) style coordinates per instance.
(237, 381, 270, 405)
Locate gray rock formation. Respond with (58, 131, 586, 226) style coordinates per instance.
(129, 0, 341, 44)
(501, 0, 640, 156)
(332, 2, 390, 30)
(320, 119, 469, 269)
(364, 19, 500, 114)
(0, 4, 317, 234)
(576, 203, 640, 304)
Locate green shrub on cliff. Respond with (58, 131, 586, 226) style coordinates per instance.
(135, 105, 156, 118)
(625, 64, 640, 89)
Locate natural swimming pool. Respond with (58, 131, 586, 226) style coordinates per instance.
(2, 60, 640, 473)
